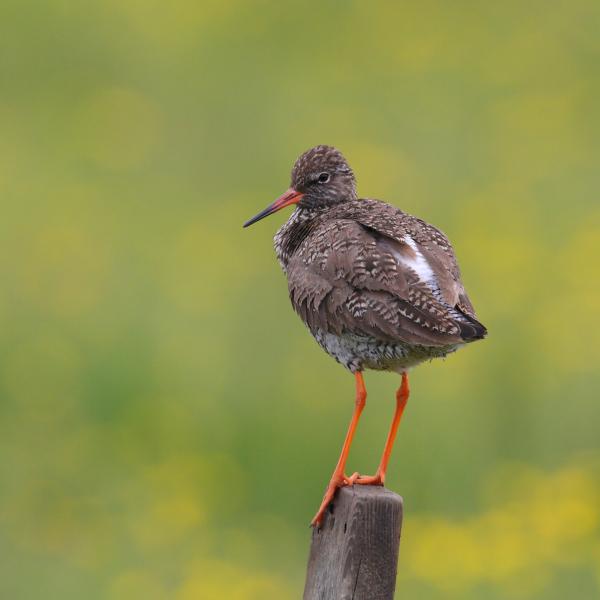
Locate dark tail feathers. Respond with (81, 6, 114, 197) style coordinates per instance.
(457, 312, 487, 341)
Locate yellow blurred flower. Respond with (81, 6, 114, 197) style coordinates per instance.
(177, 559, 292, 600)
(401, 462, 600, 595)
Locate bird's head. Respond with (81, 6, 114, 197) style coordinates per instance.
(243, 145, 357, 228)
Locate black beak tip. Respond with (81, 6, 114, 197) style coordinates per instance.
(242, 210, 270, 229)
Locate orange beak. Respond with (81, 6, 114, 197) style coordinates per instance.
(243, 188, 304, 228)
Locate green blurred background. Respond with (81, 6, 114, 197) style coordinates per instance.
(1, 1, 599, 598)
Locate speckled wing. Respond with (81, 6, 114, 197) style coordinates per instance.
(338, 199, 480, 317)
(286, 200, 486, 346)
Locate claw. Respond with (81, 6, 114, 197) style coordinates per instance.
(346, 471, 361, 485)
(352, 472, 385, 486)
(311, 472, 351, 526)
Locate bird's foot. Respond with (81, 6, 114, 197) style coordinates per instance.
(310, 471, 352, 527)
(346, 470, 385, 486)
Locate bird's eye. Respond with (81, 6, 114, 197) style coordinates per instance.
(317, 172, 330, 184)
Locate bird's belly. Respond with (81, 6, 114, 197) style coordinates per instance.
(313, 329, 461, 373)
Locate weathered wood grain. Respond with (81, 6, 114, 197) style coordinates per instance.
(303, 485, 403, 600)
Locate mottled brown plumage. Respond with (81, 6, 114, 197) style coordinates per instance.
(270, 147, 486, 372)
(244, 145, 487, 525)
(285, 201, 484, 344)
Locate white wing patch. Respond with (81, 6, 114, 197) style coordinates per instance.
(387, 235, 438, 289)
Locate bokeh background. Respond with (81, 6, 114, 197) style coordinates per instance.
(1, 1, 599, 598)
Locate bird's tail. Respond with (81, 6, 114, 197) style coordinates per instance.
(457, 313, 487, 342)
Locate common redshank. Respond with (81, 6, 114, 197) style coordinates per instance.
(244, 146, 486, 526)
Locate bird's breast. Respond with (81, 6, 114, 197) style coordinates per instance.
(273, 208, 320, 273)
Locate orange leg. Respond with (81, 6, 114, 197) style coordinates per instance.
(350, 371, 409, 486)
(311, 372, 367, 527)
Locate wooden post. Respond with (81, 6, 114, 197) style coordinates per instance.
(303, 485, 403, 600)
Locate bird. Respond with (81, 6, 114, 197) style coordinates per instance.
(243, 145, 486, 526)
